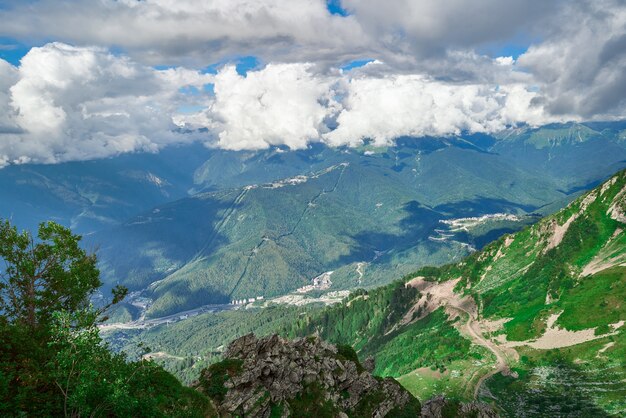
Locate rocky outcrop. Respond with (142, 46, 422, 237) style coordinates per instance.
(196, 333, 421, 417)
(421, 395, 499, 418)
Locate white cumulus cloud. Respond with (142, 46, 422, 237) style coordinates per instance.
(0, 44, 566, 166)
(0, 43, 213, 166)
(324, 75, 556, 147)
(183, 63, 338, 150)
(2, 0, 625, 169)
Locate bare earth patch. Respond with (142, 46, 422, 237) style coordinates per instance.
(501, 312, 623, 350)
(142, 351, 184, 361)
(411, 367, 446, 379)
(402, 277, 476, 326)
(580, 228, 625, 276)
(545, 213, 577, 252)
(608, 184, 626, 223)
(478, 318, 512, 334)
(544, 190, 603, 253)
(597, 342, 616, 358)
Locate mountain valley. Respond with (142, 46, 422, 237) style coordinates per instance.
(4, 3, 626, 416)
(78, 123, 626, 321)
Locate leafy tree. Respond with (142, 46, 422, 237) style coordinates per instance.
(47, 310, 209, 417)
(0, 220, 211, 417)
(0, 220, 126, 329)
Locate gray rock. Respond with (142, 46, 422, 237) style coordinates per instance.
(197, 333, 420, 417)
(363, 356, 376, 373)
(421, 395, 499, 418)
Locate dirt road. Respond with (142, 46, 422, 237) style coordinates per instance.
(406, 277, 516, 398)
(449, 304, 514, 398)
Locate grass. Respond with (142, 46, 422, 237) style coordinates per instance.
(370, 309, 473, 378)
(487, 333, 626, 417)
(557, 266, 626, 330)
(398, 358, 489, 402)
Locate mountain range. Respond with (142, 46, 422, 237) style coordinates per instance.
(87, 122, 626, 319)
(286, 167, 626, 416)
(3, 120, 626, 326)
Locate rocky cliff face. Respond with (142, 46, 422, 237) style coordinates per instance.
(420, 396, 499, 418)
(196, 333, 421, 417)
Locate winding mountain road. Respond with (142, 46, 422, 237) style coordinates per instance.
(406, 277, 517, 398)
(448, 304, 513, 398)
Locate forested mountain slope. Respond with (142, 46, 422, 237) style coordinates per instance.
(0, 144, 213, 233)
(3, 121, 625, 237)
(92, 150, 558, 318)
(91, 122, 626, 319)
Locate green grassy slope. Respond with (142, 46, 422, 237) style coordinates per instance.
(284, 169, 626, 415)
(423, 167, 626, 341)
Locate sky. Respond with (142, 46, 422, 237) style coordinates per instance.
(0, 0, 625, 166)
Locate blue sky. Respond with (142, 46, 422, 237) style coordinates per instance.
(0, 37, 30, 65)
(341, 59, 374, 71)
(326, 0, 349, 16)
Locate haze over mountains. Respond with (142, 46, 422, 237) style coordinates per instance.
(79, 122, 626, 319)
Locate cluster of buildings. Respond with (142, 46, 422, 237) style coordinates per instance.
(230, 296, 264, 305)
(296, 271, 333, 293)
